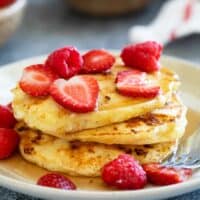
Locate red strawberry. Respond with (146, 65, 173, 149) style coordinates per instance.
(37, 173, 76, 190)
(143, 163, 192, 186)
(45, 46, 83, 79)
(0, 105, 16, 128)
(0, 0, 15, 7)
(82, 49, 115, 73)
(19, 64, 57, 97)
(49, 75, 99, 113)
(121, 41, 163, 72)
(116, 70, 160, 98)
(0, 128, 19, 159)
(102, 154, 147, 190)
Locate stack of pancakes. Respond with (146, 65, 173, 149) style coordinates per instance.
(12, 58, 187, 177)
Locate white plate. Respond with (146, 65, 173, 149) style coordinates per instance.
(0, 55, 200, 200)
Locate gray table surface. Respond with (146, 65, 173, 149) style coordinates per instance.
(0, 0, 200, 199)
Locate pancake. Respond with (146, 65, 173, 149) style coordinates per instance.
(46, 94, 187, 145)
(18, 128, 178, 177)
(12, 60, 180, 135)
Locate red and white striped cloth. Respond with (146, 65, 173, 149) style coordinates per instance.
(129, 0, 199, 45)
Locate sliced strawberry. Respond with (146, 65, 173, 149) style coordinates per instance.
(116, 70, 160, 98)
(49, 75, 99, 113)
(82, 49, 115, 73)
(143, 163, 192, 186)
(19, 64, 57, 97)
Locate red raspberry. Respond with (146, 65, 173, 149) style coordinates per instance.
(121, 41, 163, 72)
(0, 0, 15, 7)
(101, 154, 147, 190)
(143, 163, 192, 186)
(37, 173, 76, 190)
(0, 105, 17, 128)
(0, 128, 19, 159)
(45, 46, 83, 79)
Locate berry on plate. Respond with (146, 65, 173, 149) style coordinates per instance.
(116, 70, 160, 98)
(0, 128, 19, 159)
(37, 173, 76, 190)
(121, 41, 163, 72)
(19, 64, 56, 97)
(82, 49, 115, 73)
(0, 0, 15, 7)
(0, 105, 16, 128)
(143, 163, 192, 186)
(49, 75, 99, 113)
(45, 46, 83, 79)
(101, 154, 147, 190)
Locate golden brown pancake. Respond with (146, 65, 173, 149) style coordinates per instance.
(48, 94, 187, 145)
(18, 127, 179, 177)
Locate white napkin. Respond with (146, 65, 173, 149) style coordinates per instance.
(129, 0, 200, 45)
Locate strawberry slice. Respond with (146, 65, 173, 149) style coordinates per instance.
(82, 49, 115, 73)
(143, 163, 192, 186)
(19, 64, 57, 97)
(49, 75, 99, 113)
(116, 70, 160, 98)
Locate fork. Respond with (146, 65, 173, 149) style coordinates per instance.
(162, 126, 200, 169)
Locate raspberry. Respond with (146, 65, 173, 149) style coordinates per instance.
(0, 105, 17, 128)
(0, 128, 19, 159)
(45, 46, 83, 79)
(82, 49, 115, 73)
(101, 154, 147, 190)
(121, 41, 163, 72)
(37, 173, 76, 190)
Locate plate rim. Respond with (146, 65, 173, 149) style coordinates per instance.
(0, 54, 200, 199)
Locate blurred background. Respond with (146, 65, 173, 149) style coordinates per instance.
(0, 0, 200, 65)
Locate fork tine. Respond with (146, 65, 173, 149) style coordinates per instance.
(164, 158, 200, 168)
(162, 140, 179, 165)
(162, 126, 200, 168)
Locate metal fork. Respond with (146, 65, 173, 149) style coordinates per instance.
(162, 126, 200, 169)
